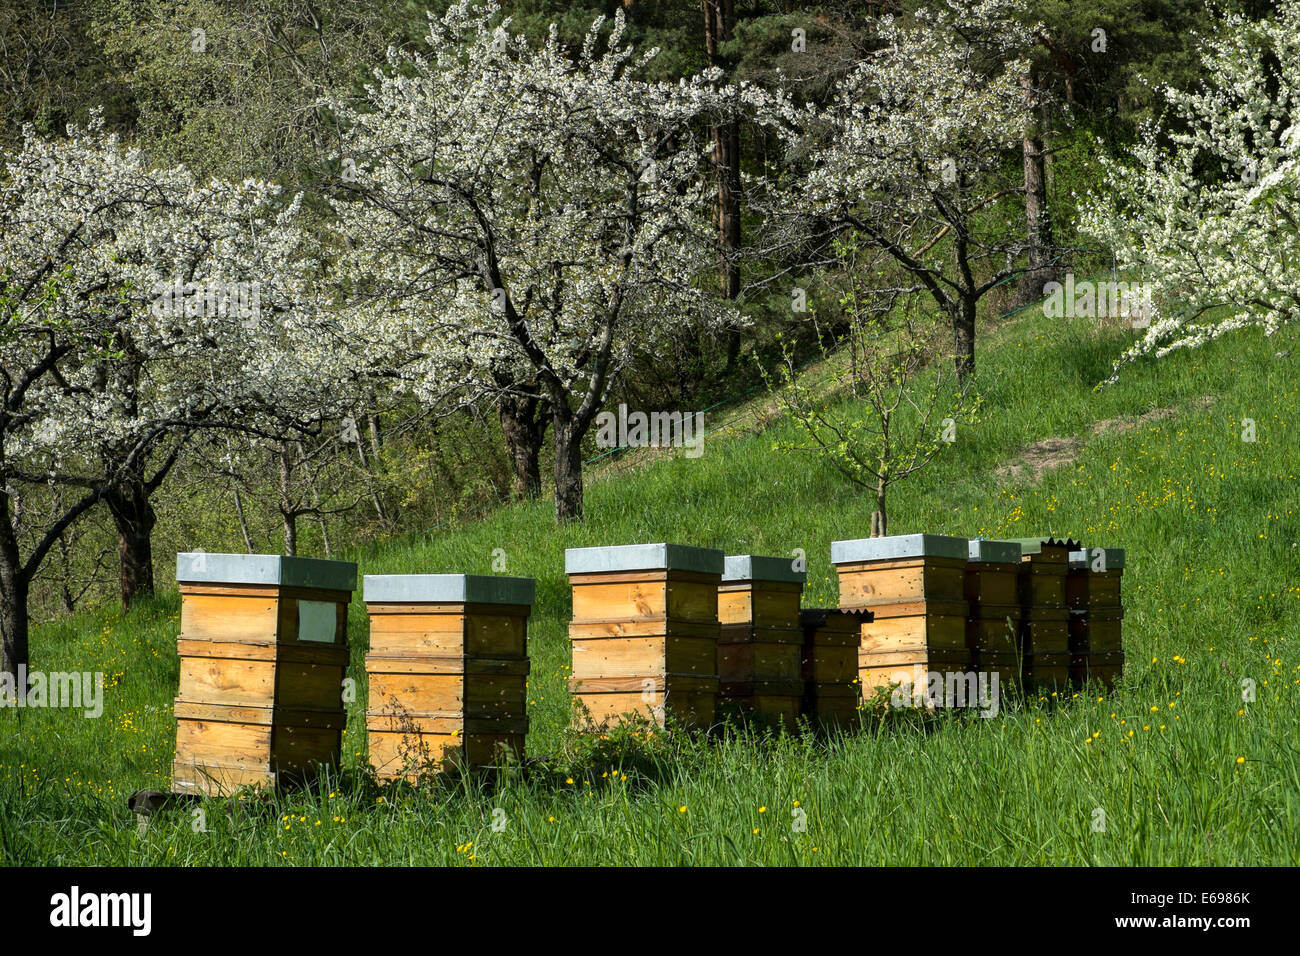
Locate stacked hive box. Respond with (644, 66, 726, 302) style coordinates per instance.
(172, 552, 355, 795)
(1001, 537, 1075, 688)
(716, 555, 806, 726)
(831, 534, 970, 702)
(1067, 547, 1125, 689)
(363, 574, 533, 778)
(799, 608, 871, 728)
(566, 543, 722, 729)
(964, 539, 1024, 688)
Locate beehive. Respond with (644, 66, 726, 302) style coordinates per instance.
(716, 555, 805, 726)
(965, 539, 1023, 688)
(831, 534, 971, 701)
(1000, 537, 1076, 688)
(172, 552, 355, 795)
(363, 574, 533, 779)
(799, 608, 871, 729)
(566, 543, 722, 729)
(1067, 547, 1125, 689)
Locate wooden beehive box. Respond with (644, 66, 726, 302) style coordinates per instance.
(831, 534, 971, 699)
(363, 574, 533, 779)
(999, 537, 1077, 688)
(965, 538, 1023, 687)
(799, 608, 871, 729)
(716, 555, 805, 726)
(172, 552, 355, 795)
(566, 543, 722, 729)
(1067, 547, 1125, 689)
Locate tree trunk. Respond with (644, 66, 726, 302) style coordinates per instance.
(278, 446, 297, 556)
(223, 434, 255, 552)
(104, 478, 157, 608)
(552, 415, 586, 522)
(231, 480, 254, 552)
(1017, 69, 1057, 306)
(499, 392, 547, 499)
(871, 478, 888, 537)
(57, 531, 76, 615)
(0, 550, 29, 695)
(705, 0, 743, 372)
(282, 512, 298, 557)
(952, 296, 977, 384)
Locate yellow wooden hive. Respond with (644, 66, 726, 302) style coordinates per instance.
(799, 608, 871, 729)
(831, 534, 971, 702)
(363, 574, 533, 779)
(566, 543, 722, 729)
(716, 555, 806, 727)
(1000, 538, 1077, 688)
(172, 552, 355, 795)
(964, 539, 1023, 688)
(1067, 547, 1125, 689)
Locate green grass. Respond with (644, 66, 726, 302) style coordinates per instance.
(4, 306, 1299, 865)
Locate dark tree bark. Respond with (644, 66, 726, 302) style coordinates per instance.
(1017, 69, 1057, 305)
(104, 477, 156, 608)
(498, 391, 548, 499)
(0, 467, 106, 685)
(871, 477, 888, 537)
(704, 0, 743, 370)
(282, 512, 298, 557)
(102, 436, 184, 609)
(551, 413, 586, 522)
(951, 295, 977, 385)
(0, 512, 30, 696)
(278, 444, 298, 556)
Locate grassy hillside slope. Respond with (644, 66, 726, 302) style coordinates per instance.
(3, 305, 1298, 865)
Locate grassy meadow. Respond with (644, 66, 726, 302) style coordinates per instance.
(3, 302, 1299, 866)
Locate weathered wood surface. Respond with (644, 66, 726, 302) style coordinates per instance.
(363, 590, 532, 779)
(172, 561, 354, 796)
(567, 548, 722, 730)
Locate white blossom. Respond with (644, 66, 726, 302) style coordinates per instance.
(1081, 1, 1300, 380)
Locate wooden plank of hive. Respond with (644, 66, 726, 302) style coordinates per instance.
(832, 536, 972, 687)
(568, 627, 717, 680)
(1080, 650, 1125, 689)
(833, 557, 967, 607)
(174, 717, 270, 771)
(998, 537, 1077, 610)
(362, 573, 534, 777)
(565, 544, 722, 730)
(964, 538, 1023, 613)
(718, 555, 805, 628)
(569, 674, 720, 727)
(967, 616, 1020, 656)
(715, 555, 806, 725)
(799, 608, 869, 727)
(568, 570, 720, 624)
(1067, 547, 1126, 690)
(831, 534, 968, 604)
(1066, 548, 1125, 612)
(1023, 654, 1071, 687)
(172, 552, 356, 795)
(716, 642, 803, 682)
(832, 530, 967, 613)
(177, 586, 280, 643)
